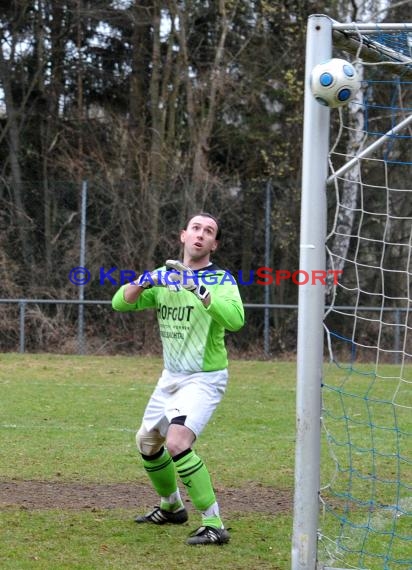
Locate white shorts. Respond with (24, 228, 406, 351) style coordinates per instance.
(141, 368, 228, 438)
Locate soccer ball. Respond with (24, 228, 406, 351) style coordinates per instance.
(310, 58, 361, 108)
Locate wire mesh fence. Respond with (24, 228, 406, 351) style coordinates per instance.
(0, 299, 406, 361)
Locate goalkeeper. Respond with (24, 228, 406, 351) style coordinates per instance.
(112, 212, 245, 546)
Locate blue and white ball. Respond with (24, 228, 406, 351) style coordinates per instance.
(310, 58, 360, 108)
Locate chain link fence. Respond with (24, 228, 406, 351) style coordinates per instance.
(0, 299, 299, 356)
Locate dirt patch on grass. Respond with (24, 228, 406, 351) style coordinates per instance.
(0, 480, 292, 515)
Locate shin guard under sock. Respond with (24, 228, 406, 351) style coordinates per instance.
(173, 448, 222, 527)
(142, 447, 181, 509)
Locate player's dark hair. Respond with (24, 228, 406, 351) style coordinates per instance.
(185, 212, 221, 240)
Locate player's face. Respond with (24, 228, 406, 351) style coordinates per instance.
(181, 216, 219, 261)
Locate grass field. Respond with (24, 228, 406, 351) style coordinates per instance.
(3, 355, 409, 569)
(0, 355, 296, 570)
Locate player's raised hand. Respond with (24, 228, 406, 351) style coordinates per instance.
(166, 260, 210, 301)
(134, 269, 180, 292)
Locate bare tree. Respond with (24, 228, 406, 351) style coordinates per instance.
(326, 0, 392, 296)
(0, 31, 33, 266)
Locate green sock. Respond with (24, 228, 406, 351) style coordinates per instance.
(142, 448, 182, 510)
(173, 449, 223, 528)
(201, 502, 223, 529)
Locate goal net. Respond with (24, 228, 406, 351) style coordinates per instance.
(293, 16, 412, 570)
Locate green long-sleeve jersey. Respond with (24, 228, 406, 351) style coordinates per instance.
(112, 264, 245, 373)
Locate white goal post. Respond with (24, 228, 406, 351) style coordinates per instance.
(292, 14, 412, 570)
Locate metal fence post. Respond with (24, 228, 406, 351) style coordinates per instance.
(264, 179, 272, 355)
(19, 301, 26, 353)
(78, 180, 87, 354)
